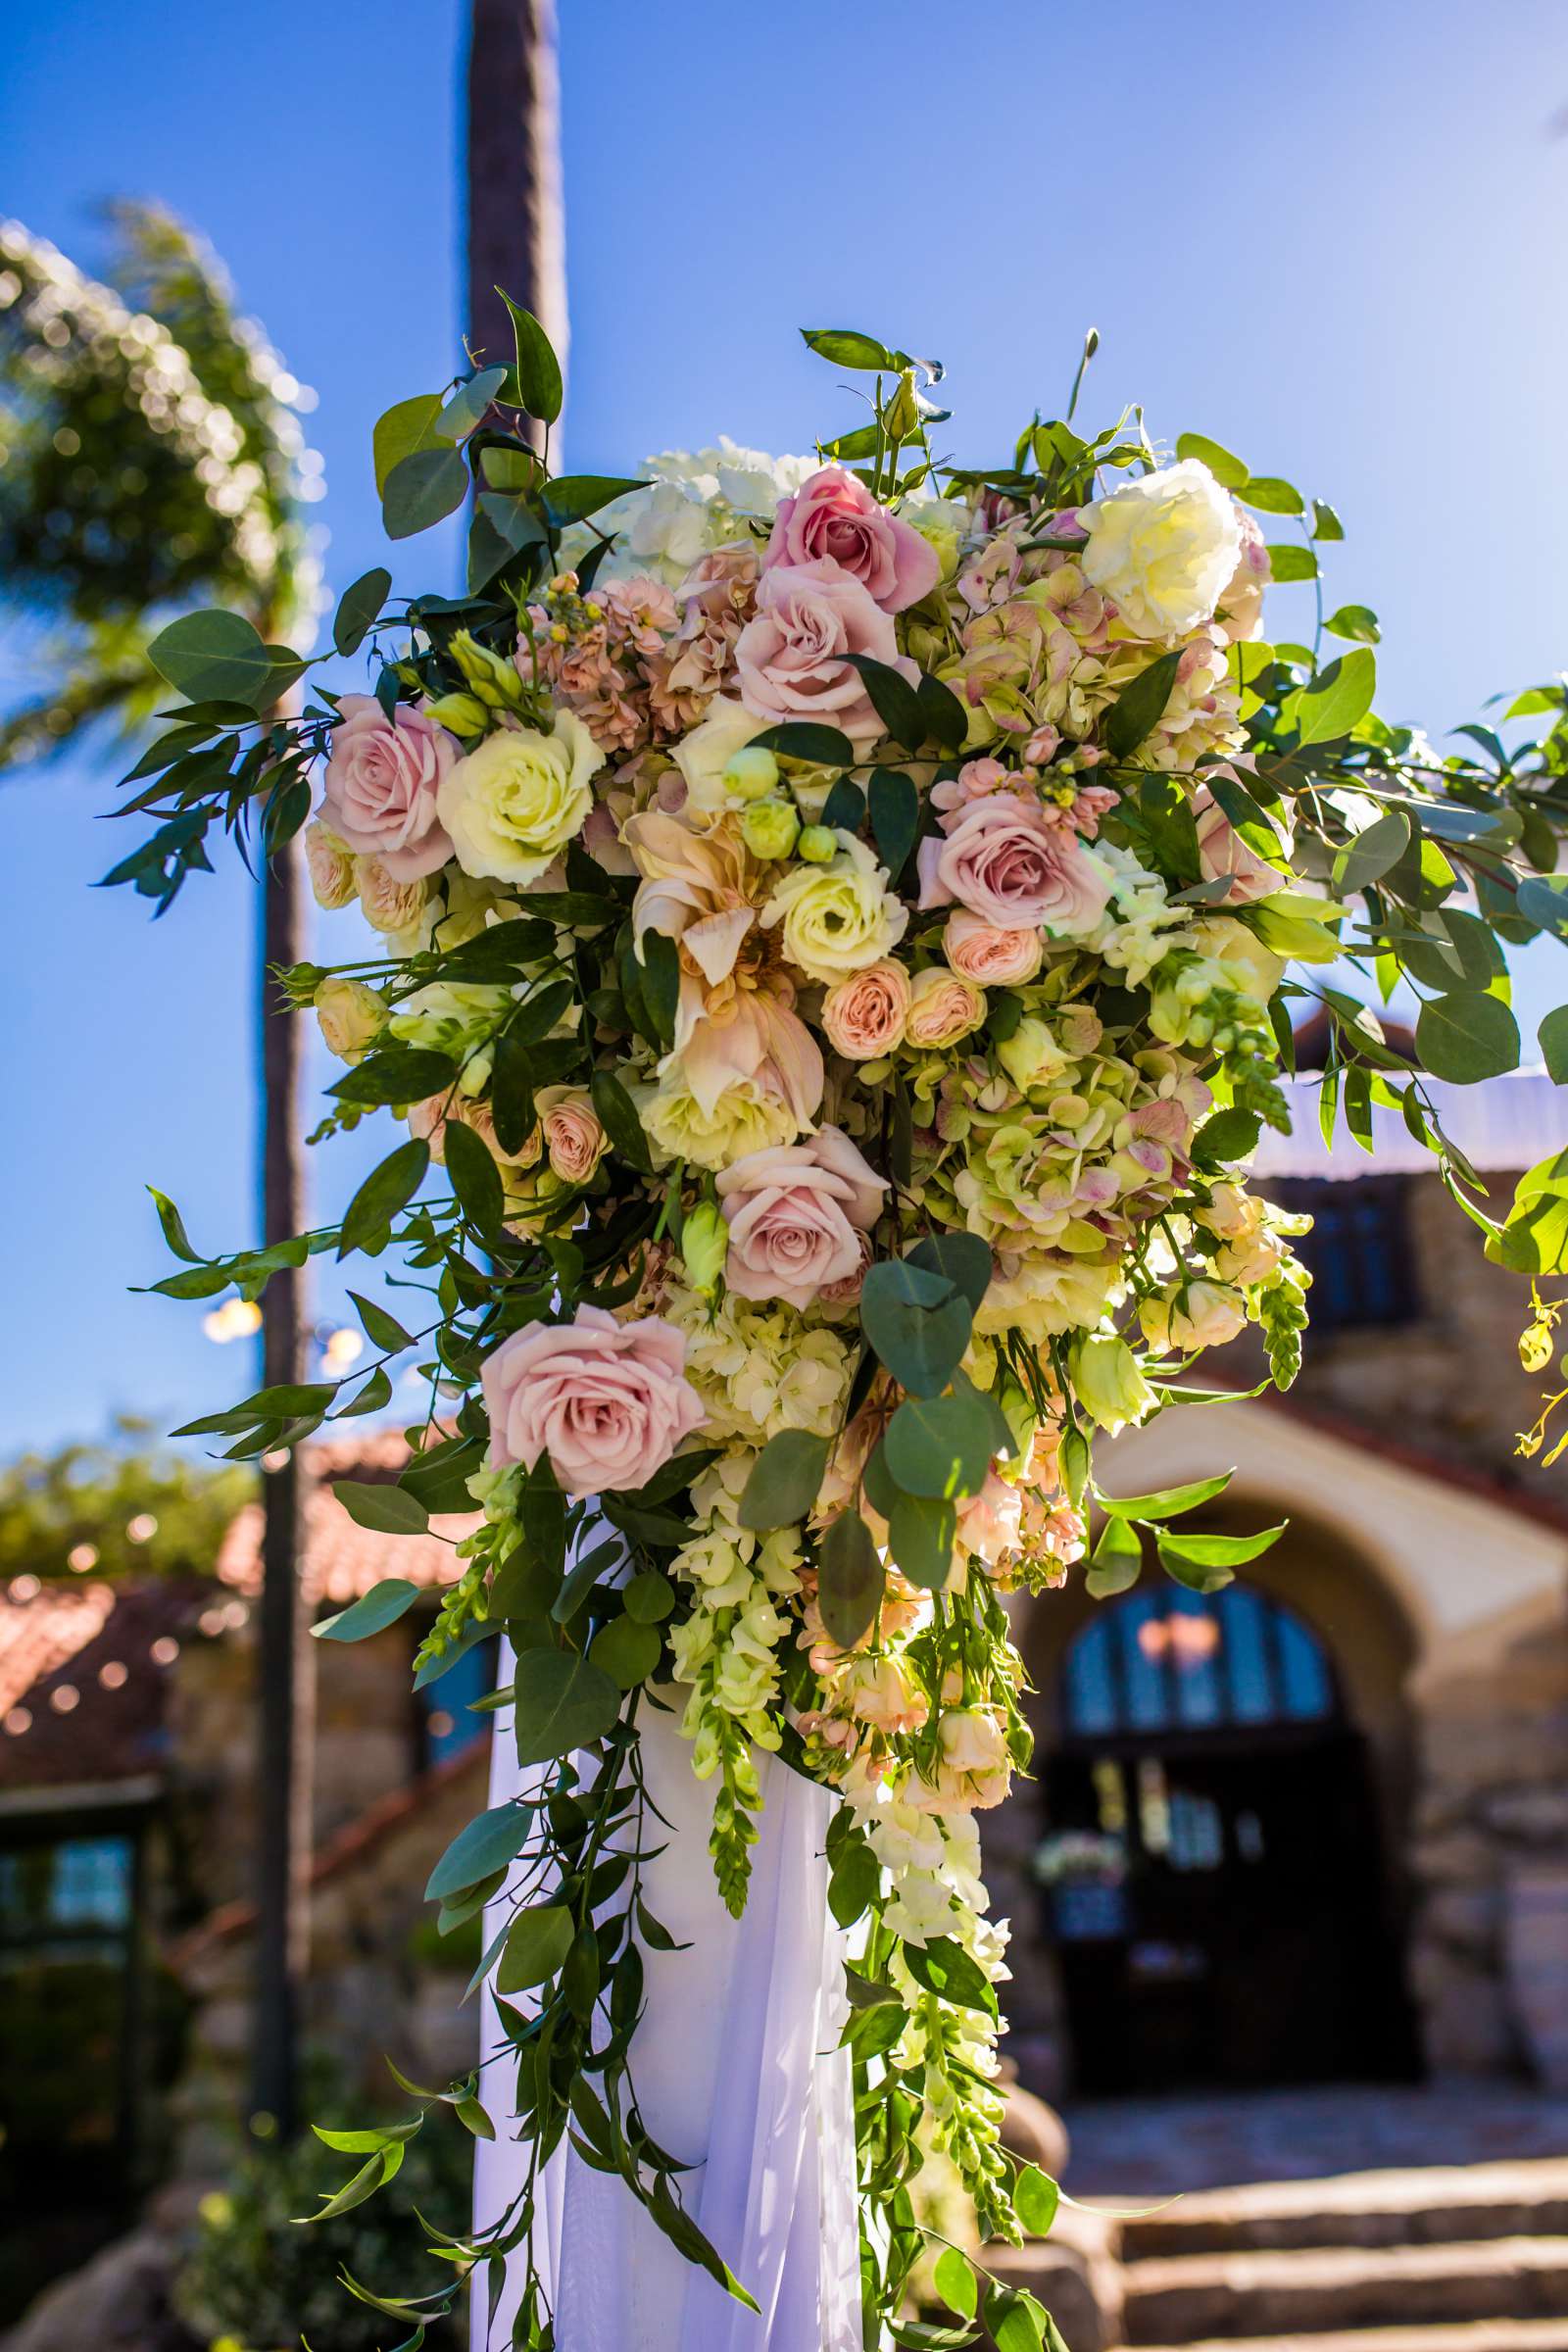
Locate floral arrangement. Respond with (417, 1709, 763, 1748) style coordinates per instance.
(115, 316, 1568, 2350)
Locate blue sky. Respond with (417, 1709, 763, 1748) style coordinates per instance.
(4, 0, 1568, 1450)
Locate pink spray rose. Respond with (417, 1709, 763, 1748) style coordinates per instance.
(821, 959, 911, 1060)
(734, 560, 919, 744)
(905, 965, 988, 1050)
(318, 695, 457, 880)
(715, 1126, 887, 1312)
(1194, 762, 1283, 905)
(536, 1087, 610, 1185)
(481, 1304, 705, 1496)
(943, 907, 1045, 987)
(764, 466, 941, 614)
(917, 793, 1111, 935)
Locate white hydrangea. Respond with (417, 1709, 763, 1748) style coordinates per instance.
(564, 437, 817, 588)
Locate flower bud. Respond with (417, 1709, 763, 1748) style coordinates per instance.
(797, 823, 837, 863)
(314, 977, 386, 1064)
(449, 629, 526, 711)
(740, 797, 801, 860)
(680, 1200, 730, 1296)
(1069, 1334, 1155, 1436)
(421, 690, 489, 738)
(722, 745, 780, 802)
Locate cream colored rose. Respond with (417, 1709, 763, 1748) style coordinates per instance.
(356, 856, 429, 940)
(1189, 914, 1286, 1006)
(1080, 459, 1243, 640)
(672, 695, 766, 814)
(314, 977, 385, 1064)
(905, 964, 987, 1050)
(1139, 1279, 1247, 1352)
(761, 832, 907, 985)
(436, 709, 604, 886)
(305, 819, 356, 909)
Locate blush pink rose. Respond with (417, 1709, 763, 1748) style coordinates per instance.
(734, 560, 919, 744)
(943, 907, 1045, 986)
(1193, 768, 1281, 905)
(764, 466, 941, 614)
(821, 959, 911, 1059)
(917, 794, 1111, 935)
(319, 695, 458, 880)
(536, 1088, 609, 1184)
(715, 1126, 887, 1311)
(481, 1304, 705, 1496)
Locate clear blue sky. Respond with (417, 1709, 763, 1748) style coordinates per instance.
(4, 0, 1567, 1451)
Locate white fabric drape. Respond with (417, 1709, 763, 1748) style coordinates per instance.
(470, 1687, 862, 2352)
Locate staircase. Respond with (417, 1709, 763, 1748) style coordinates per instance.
(1108, 2158, 1568, 2351)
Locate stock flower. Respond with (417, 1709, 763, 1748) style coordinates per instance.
(942, 908, 1044, 987)
(762, 834, 907, 984)
(735, 560, 919, 743)
(318, 695, 457, 880)
(483, 1304, 705, 1496)
(917, 794, 1111, 936)
(436, 709, 604, 885)
(764, 466, 941, 613)
(905, 965, 987, 1049)
(1078, 459, 1243, 639)
(715, 1127, 887, 1311)
(821, 959, 910, 1059)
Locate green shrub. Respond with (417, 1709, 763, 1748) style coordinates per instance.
(173, 2124, 471, 2352)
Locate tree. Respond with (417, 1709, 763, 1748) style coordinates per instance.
(0, 206, 318, 2137)
(465, 0, 568, 452)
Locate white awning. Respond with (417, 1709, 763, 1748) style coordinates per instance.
(1250, 1067, 1565, 1182)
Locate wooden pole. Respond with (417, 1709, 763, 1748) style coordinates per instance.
(465, 0, 568, 454)
(249, 830, 315, 2139)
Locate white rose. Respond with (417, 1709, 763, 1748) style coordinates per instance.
(761, 833, 908, 985)
(1080, 459, 1243, 640)
(436, 710, 604, 886)
(673, 696, 766, 814)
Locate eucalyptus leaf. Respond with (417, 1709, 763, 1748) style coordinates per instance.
(382, 446, 470, 540)
(884, 1392, 997, 1499)
(332, 567, 393, 658)
(313, 1576, 422, 1642)
(496, 1901, 573, 1993)
(513, 1648, 621, 1766)
(817, 1510, 885, 1649)
(425, 1801, 533, 1902)
(859, 1258, 972, 1397)
(499, 290, 564, 423)
(332, 1482, 431, 1537)
(1416, 991, 1520, 1083)
(739, 1430, 830, 1531)
(148, 610, 272, 710)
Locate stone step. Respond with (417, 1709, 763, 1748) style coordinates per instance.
(1119, 2237, 1568, 2342)
(1117, 2159, 1568, 2260)
(1118, 2324, 1568, 2352)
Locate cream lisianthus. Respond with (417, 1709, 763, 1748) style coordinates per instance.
(436, 709, 604, 885)
(672, 695, 767, 815)
(314, 977, 385, 1063)
(1079, 459, 1242, 640)
(1139, 1278, 1247, 1352)
(761, 832, 907, 985)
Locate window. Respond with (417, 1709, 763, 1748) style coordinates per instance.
(1271, 1176, 1417, 1330)
(0, 1836, 134, 1941)
(1063, 1583, 1337, 1741)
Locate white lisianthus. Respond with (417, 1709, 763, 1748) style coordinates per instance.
(436, 710, 603, 886)
(640, 1074, 801, 1171)
(314, 977, 385, 1063)
(762, 833, 908, 985)
(1070, 1333, 1156, 1434)
(673, 695, 766, 814)
(1080, 459, 1243, 640)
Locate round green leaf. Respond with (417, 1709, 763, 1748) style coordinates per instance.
(933, 2245, 978, 2321)
(884, 1392, 997, 1499)
(1292, 646, 1377, 747)
(1174, 431, 1249, 489)
(859, 1259, 972, 1397)
(512, 1648, 622, 1766)
(887, 1492, 957, 1591)
(382, 445, 470, 540)
(817, 1511, 885, 1651)
(332, 565, 393, 658)
(906, 1231, 994, 1315)
(148, 610, 271, 709)
(1014, 2162, 1061, 2236)
(331, 1482, 430, 1536)
(425, 1801, 531, 1902)
(623, 1571, 675, 1625)
(1539, 1005, 1568, 1085)
(591, 1613, 662, 1691)
(1416, 991, 1521, 1083)
(739, 1429, 829, 1531)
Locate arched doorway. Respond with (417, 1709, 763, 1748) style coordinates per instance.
(1042, 1579, 1417, 2094)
